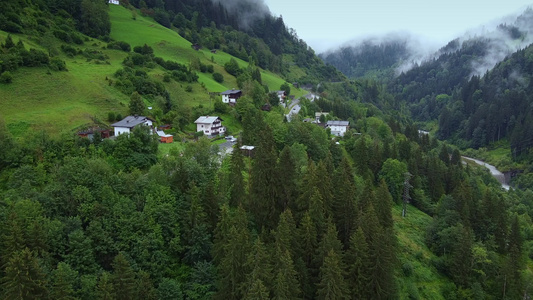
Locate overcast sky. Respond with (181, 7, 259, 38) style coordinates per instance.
(264, 0, 533, 52)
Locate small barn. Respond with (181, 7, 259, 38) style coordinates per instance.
(157, 130, 173, 143)
(240, 145, 255, 158)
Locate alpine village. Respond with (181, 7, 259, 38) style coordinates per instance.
(2, 0, 533, 299)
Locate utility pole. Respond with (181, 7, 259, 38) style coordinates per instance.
(402, 172, 412, 217)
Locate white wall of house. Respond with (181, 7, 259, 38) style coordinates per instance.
(196, 122, 225, 135)
(109, 0, 120, 5)
(329, 125, 348, 136)
(113, 119, 152, 136)
(222, 95, 238, 104)
(114, 127, 131, 136)
(197, 123, 208, 134)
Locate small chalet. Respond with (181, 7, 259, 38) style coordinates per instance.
(195, 116, 225, 136)
(276, 90, 287, 103)
(156, 130, 173, 143)
(191, 44, 201, 51)
(326, 120, 349, 137)
(108, 0, 120, 4)
(111, 116, 153, 136)
(240, 145, 255, 158)
(221, 89, 242, 105)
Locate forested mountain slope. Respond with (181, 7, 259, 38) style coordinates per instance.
(323, 7, 533, 187)
(320, 35, 413, 81)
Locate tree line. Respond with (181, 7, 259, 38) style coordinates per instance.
(1, 92, 531, 298)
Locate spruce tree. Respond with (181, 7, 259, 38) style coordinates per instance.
(333, 156, 357, 246)
(298, 212, 318, 267)
(295, 161, 318, 216)
(212, 205, 232, 265)
(274, 209, 298, 258)
(96, 272, 115, 300)
(352, 135, 369, 175)
(111, 252, 137, 300)
(278, 145, 298, 211)
(315, 220, 344, 274)
(309, 187, 326, 237)
(1, 248, 48, 300)
(244, 279, 270, 300)
(316, 249, 349, 300)
(451, 224, 473, 287)
(316, 159, 334, 216)
(136, 271, 157, 300)
(346, 228, 372, 299)
(297, 212, 318, 299)
(249, 125, 280, 230)
(361, 204, 397, 299)
(184, 185, 211, 264)
(229, 143, 246, 207)
(243, 237, 273, 296)
(202, 180, 220, 231)
(1, 212, 25, 266)
(216, 225, 251, 300)
(50, 262, 78, 300)
(504, 216, 523, 298)
(374, 179, 394, 229)
(272, 248, 301, 300)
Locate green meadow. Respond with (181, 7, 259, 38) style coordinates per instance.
(393, 204, 453, 299)
(0, 4, 305, 137)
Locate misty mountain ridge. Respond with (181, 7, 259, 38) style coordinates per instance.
(319, 32, 423, 80)
(322, 6, 533, 80)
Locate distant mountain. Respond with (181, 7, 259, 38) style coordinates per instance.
(391, 7, 533, 152)
(319, 34, 416, 81)
(323, 7, 533, 83)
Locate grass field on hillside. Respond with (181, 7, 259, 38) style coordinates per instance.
(393, 204, 452, 299)
(109, 5, 302, 95)
(0, 47, 130, 136)
(0, 5, 310, 136)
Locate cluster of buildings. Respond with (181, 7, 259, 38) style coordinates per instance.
(99, 88, 350, 144)
(107, 115, 226, 142)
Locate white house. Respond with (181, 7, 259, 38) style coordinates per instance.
(194, 116, 225, 135)
(276, 90, 287, 103)
(111, 116, 153, 136)
(221, 89, 242, 104)
(108, 0, 120, 5)
(326, 120, 349, 137)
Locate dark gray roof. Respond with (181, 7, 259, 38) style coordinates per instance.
(221, 89, 241, 95)
(111, 116, 152, 128)
(327, 120, 349, 126)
